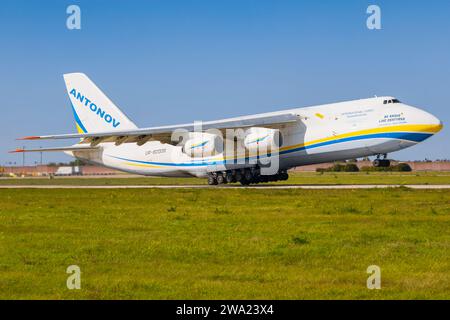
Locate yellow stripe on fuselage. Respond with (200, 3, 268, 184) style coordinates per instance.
(124, 162, 163, 168)
(118, 123, 442, 168)
(279, 123, 442, 152)
(207, 123, 442, 162)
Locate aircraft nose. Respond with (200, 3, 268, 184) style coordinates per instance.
(420, 109, 443, 133)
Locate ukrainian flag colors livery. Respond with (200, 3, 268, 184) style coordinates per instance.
(63, 73, 137, 133)
(15, 73, 443, 181)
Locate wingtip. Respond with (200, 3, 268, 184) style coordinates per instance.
(8, 149, 24, 153)
(17, 136, 40, 141)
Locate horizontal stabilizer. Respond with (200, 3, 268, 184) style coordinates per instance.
(9, 145, 99, 153)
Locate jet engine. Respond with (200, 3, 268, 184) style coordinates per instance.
(183, 132, 223, 157)
(244, 127, 282, 154)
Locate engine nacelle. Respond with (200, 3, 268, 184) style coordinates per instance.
(183, 132, 222, 157)
(244, 127, 282, 154)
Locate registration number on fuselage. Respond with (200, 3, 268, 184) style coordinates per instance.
(145, 148, 167, 156)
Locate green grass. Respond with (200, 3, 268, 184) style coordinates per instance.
(1, 171, 450, 185)
(1, 188, 449, 299)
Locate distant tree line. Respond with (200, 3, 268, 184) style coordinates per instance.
(317, 162, 412, 173)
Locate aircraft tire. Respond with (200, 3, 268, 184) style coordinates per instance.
(208, 176, 217, 185)
(244, 169, 253, 182)
(373, 159, 381, 167)
(373, 159, 390, 167)
(240, 179, 250, 186)
(216, 174, 225, 184)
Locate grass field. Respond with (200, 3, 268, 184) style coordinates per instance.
(1, 187, 449, 299)
(1, 171, 450, 185)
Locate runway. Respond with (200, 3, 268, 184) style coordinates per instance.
(1, 184, 450, 189)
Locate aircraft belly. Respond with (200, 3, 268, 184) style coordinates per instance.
(279, 137, 411, 167)
(365, 138, 415, 154)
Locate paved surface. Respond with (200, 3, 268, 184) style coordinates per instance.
(1, 184, 450, 189)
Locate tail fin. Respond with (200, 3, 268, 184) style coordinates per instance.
(63, 73, 138, 133)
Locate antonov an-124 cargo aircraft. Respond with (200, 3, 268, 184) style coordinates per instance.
(12, 73, 443, 185)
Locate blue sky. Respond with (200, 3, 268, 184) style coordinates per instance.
(1, 0, 449, 165)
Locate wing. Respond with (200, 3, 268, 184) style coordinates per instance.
(9, 145, 100, 153)
(19, 113, 299, 146)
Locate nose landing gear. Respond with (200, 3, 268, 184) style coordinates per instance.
(373, 154, 391, 168)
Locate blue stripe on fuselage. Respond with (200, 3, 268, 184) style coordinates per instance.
(106, 131, 432, 167)
(280, 132, 431, 156)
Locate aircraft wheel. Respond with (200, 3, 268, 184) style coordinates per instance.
(373, 159, 381, 167)
(216, 174, 225, 184)
(208, 176, 217, 185)
(373, 159, 390, 167)
(240, 179, 250, 186)
(225, 172, 234, 184)
(244, 169, 253, 182)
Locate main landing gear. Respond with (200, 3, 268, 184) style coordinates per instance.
(372, 154, 391, 168)
(207, 168, 289, 186)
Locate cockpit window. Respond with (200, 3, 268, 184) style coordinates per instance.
(383, 99, 401, 104)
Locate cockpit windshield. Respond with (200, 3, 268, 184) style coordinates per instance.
(383, 98, 401, 104)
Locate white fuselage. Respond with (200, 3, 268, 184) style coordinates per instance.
(69, 96, 442, 177)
